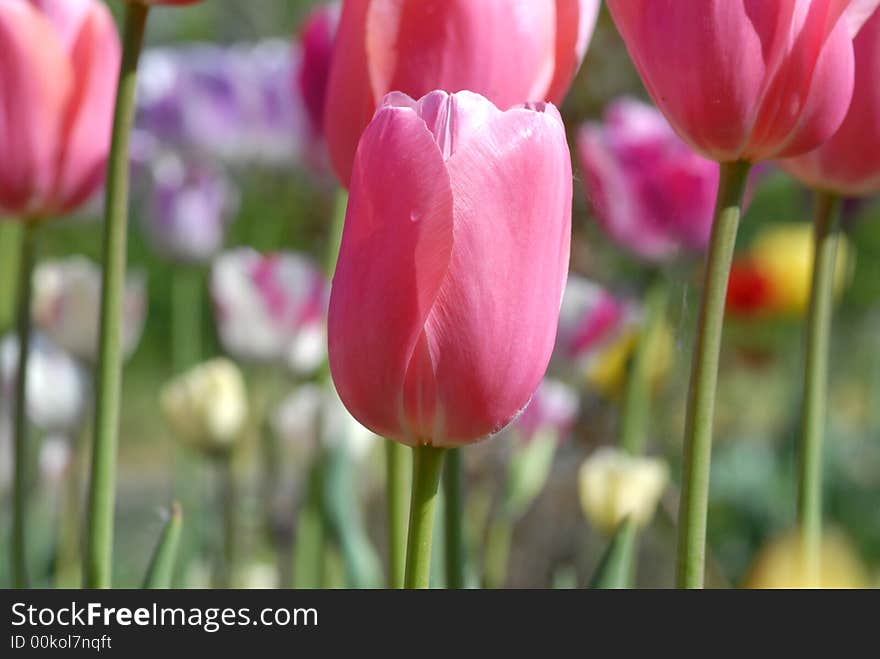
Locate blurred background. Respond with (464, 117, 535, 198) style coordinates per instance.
(0, 0, 878, 589)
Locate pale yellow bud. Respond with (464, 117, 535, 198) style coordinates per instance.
(585, 321, 673, 398)
(578, 447, 668, 534)
(160, 358, 248, 455)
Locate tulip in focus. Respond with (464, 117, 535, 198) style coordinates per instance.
(145, 155, 239, 264)
(782, 7, 880, 196)
(211, 248, 329, 374)
(743, 530, 868, 589)
(726, 223, 851, 317)
(160, 358, 248, 456)
(605, 0, 880, 163)
(578, 447, 668, 535)
(31, 257, 147, 363)
(0, 0, 120, 218)
(578, 98, 720, 261)
(324, 0, 600, 185)
(328, 90, 572, 447)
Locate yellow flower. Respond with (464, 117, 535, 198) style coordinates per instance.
(160, 358, 248, 456)
(743, 530, 868, 589)
(578, 447, 668, 534)
(585, 321, 673, 398)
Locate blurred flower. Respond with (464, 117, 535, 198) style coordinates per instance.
(577, 98, 719, 261)
(295, 2, 339, 138)
(727, 223, 851, 317)
(211, 248, 329, 374)
(144, 154, 239, 264)
(160, 358, 248, 456)
(553, 275, 672, 397)
(514, 379, 580, 444)
(0, 0, 120, 218)
(31, 256, 147, 363)
(39, 435, 72, 486)
(137, 41, 307, 166)
(578, 447, 668, 534)
(133, 1, 203, 6)
(271, 382, 377, 462)
(743, 530, 869, 589)
(0, 333, 89, 434)
(324, 0, 600, 185)
(328, 90, 572, 447)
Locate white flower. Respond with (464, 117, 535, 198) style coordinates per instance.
(578, 447, 668, 534)
(160, 358, 248, 455)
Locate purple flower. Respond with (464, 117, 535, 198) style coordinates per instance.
(145, 155, 238, 264)
(211, 248, 329, 373)
(577, 98, 720, 261)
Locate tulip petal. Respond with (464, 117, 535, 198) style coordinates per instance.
(423, 103, 572, 445)
(842, 0, 880, 36)
(328, 102, 454, 442)
(0, 0, 72, 216)
(546, 0, 601, 103)
(52, 0, 121, 213)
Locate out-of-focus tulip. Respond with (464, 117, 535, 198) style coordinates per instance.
(605, 0, 880, 164)
(577, 98, 720, 261)
(324, 0, 600, 185)
(553, 275, 672, 397)
(145, 155, 239, 264)
(211, 248, 329, 374)
(0, 333, 89, 434)
(727, 223, 851, 317)
(743, 530, 869, 589)
(137, 41, 306, 166)
(578, 447, 668, 534)
(296, 3, 340, 137)
(160, 358, 248, 456)
(514, 379, 580, 443)
(328, 90, 572, 447)
(31, 257, 147, 363)
(129, 1, 202, 6)
(271, 382, 377, 462)
(783, 8, 880, 196)
(39, 436, 72, 485)
(0, 0, 120, 218)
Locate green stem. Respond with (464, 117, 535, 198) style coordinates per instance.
(0, 222, 22, 333)
(403, 445, 446, 589)
(55, 421, 89, 588)
(293, 458, 326, 588)
(83, 2, 149, 589)
(676, 160, 751, 589)
(220, 460, 239, 588)
(590, 518, 638, 589)
(11, 221, 36, 589)
(443, 447, 466, 589)
(324, 189, 348, 275)
(171, 266, 203, 372)
(142, 502, 183, 589)
(385, 440, 410, 588)
(620, 279, 669, 455)
(798, 191, 842, 586)
(482, 514, 512, 589)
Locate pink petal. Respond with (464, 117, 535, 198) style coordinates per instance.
(328, 99, 454, 441)
(546, 0, 601, 103)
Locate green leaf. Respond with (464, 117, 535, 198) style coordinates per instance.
(142, 502, 183, 589)
(589, 517, 638, 589)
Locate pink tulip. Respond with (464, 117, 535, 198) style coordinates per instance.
(130, 1, 202, 6)
(328, 90, 572, 447)
(0, 0, 120, 219)
(577, 98, 720, 261)
(296, 3, 340, 137)
(782, 7, 880, 196)
(324, 0, 600, 186)
(605, 0, 880, 163)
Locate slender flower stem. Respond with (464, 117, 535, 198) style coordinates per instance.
(676, 160, 751, 589)
(443, 447, 466, 588)
(385, 440, 410, 588)
(293, 458, 326, 588)
(798, 191, 842, 585)
(0, 222, 23, 333)
(11, 221, 36, 589)
(84, 2, 150, 589)
(217, 459, 239, 588)
(620, 279, 669, 455)
(482, 514, 512, 589)
(404, 445, 446, 589)
(171, 266, 203, 372)
(589, 517, 637, 589)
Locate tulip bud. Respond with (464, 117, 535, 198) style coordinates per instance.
(31, 257, 147, 363)
(160, 358, 248, 456)
(743, 530, 869, 589)
(0, 0, 120, 218)
(578, 447, 668, 534)
(328, 90, 572, 446)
